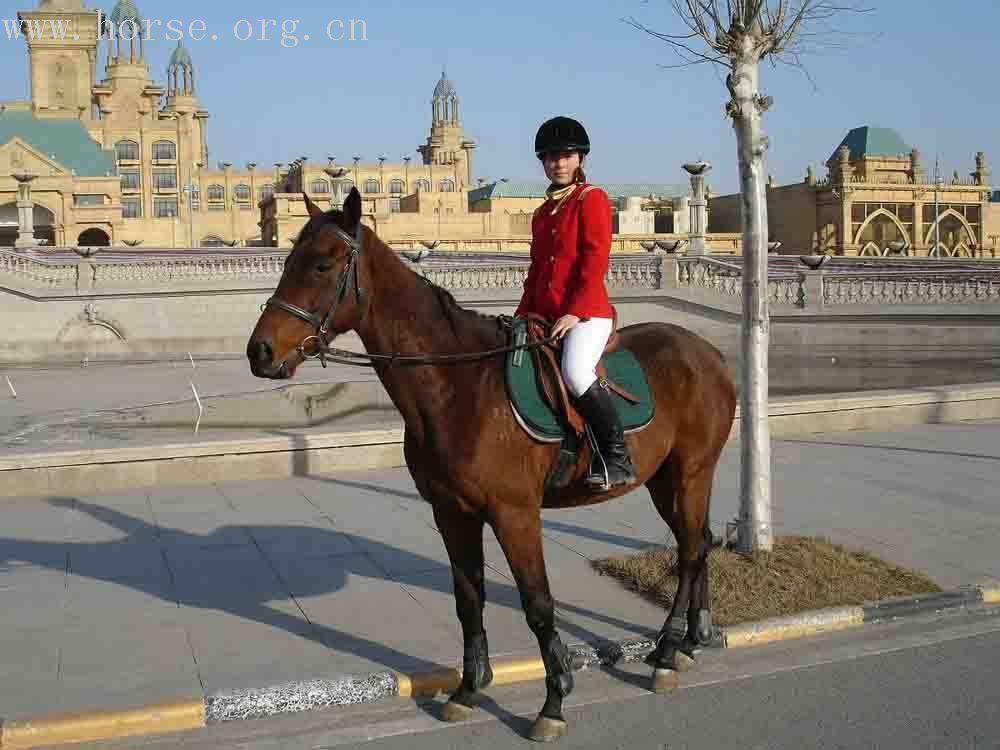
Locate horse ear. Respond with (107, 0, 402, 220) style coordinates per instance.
(303, 192, 323, 219)
(343, 187, 362, 229)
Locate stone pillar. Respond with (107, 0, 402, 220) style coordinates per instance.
(672, 196, 690, 234)
(801, 269, 825, 310)
(12, 171, 41, 248)
(683, 161, 711, 256)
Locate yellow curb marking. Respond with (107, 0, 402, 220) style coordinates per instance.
(1, 698, 204, 749)
(397, 657, 547, 698)
(724, 607, 865, 648)
(981, 585, 1000, 605)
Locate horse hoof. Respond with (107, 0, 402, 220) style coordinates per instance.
(440, 700, 475, 723)
(672, 649, 695, 673)
(652, 668, 680, 695)
(528, 716, 568, 743)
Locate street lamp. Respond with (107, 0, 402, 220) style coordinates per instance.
(933, 156, 944, 257)
(180, 178, 198, 248)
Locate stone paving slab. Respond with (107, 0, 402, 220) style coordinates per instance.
(0, 420, 996, 719)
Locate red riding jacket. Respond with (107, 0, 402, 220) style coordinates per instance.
(515, 183, 615, 321)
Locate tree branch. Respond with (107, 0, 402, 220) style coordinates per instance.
(627, 0, 874, 74)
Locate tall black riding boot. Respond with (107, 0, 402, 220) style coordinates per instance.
(575, 379, 637, 490)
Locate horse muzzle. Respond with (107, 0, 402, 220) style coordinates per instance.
(247, 337, 294, 379)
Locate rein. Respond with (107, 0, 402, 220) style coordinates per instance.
(263, 219, 558, 369)
(300, 325, 558, 369)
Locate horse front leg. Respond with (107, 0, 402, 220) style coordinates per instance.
(492, 504, 573, 743)
(433, 504, 493, 722)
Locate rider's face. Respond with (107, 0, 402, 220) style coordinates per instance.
(542, 150, 582, 186)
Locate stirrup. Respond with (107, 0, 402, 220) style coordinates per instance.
(583, 424, 635, 490)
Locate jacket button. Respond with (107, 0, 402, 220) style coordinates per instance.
(551, 228, 557, 236)
(549, 255, 554, 262)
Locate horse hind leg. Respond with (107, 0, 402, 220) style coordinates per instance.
(644, 461, 715, 693)
(686, 518, 722, 649)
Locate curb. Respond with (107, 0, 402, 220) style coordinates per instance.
(2, 582, 997, 748)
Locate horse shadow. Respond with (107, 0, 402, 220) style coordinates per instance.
(0, 495, 660, 682)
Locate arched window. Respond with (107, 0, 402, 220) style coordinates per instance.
(258, 184, 274, 202)
(415, 178, 431, 192)
(438, 178, 455, 192)
(855, 211, 905, 249)
(363, 178, 381, 194)
(207, 184, 225, 201)
(935, 213, 975, 253)
(200, 236, 226, 247)
(115, 140, 139, 161)
(310, 179, 330, 194)
(152, 141, 176, 161)
(389, 178, 406, 194)
(234, 184, 251, 202)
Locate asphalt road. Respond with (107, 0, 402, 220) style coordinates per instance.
(100, 607, 1000, 750)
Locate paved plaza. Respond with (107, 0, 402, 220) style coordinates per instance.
(0, 419, 997, 721)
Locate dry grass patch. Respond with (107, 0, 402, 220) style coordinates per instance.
(591, 535, 941, 626)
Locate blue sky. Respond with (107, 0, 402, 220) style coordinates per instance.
(2, 0, 997, 193)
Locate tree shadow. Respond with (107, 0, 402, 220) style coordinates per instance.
(0, 496, 661, 680)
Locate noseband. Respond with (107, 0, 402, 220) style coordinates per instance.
(263, 220, 365, 367)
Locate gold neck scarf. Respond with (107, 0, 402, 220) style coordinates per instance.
(545, 182, 579, 215)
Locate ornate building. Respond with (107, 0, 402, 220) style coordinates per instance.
(710, 126, 999, 257)
(0, 0, 280, 247)
(0, 2, 492, 248)
(260, 71, 488, 248)
(1, 0, 720, 251)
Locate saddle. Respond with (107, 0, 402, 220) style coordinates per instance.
(519, 308, 640, 440)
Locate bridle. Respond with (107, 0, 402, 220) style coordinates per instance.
(263, 220, 365, 368)
(262, 219, 559, 370)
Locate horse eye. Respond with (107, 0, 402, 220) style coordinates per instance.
(317, 263, 333, 273)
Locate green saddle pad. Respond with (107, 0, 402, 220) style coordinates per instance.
(505, 318, 655, 442)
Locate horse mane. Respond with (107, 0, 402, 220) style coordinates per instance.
(303, 209, 506, 346)
(416, 268, 507, 346)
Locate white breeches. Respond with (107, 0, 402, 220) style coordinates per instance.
(561, 317, 614, 397)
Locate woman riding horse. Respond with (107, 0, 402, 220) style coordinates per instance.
(247, 118, 736, 742)
(517, 116, 636, 490)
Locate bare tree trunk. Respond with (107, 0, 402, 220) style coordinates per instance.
(730, 37, 774, 553)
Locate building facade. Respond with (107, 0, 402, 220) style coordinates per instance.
(0, 0, 277, 248)
(710, 127, 998, 257)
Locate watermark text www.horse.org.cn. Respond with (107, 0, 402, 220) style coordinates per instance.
(3, 13, 368, 47)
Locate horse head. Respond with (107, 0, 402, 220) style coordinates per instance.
(247, 186, 369, 379)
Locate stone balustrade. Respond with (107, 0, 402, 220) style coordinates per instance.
(674, 255, 1000, 308)
(675, 256, 806, 307)
(4, 248, 1000, 311)
(0, 248, 668, 296)
(0, 249, 78, 290)
(822, 272, 1000, 305)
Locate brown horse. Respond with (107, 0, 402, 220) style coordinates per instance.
(247, 188, 736, 742)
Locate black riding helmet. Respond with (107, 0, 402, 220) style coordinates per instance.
(535, 116, 590, 159)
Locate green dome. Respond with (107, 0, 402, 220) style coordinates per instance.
(433, 70, 456, 98)
(108, 0, 142, 26)
(168, 41, 193, 68)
